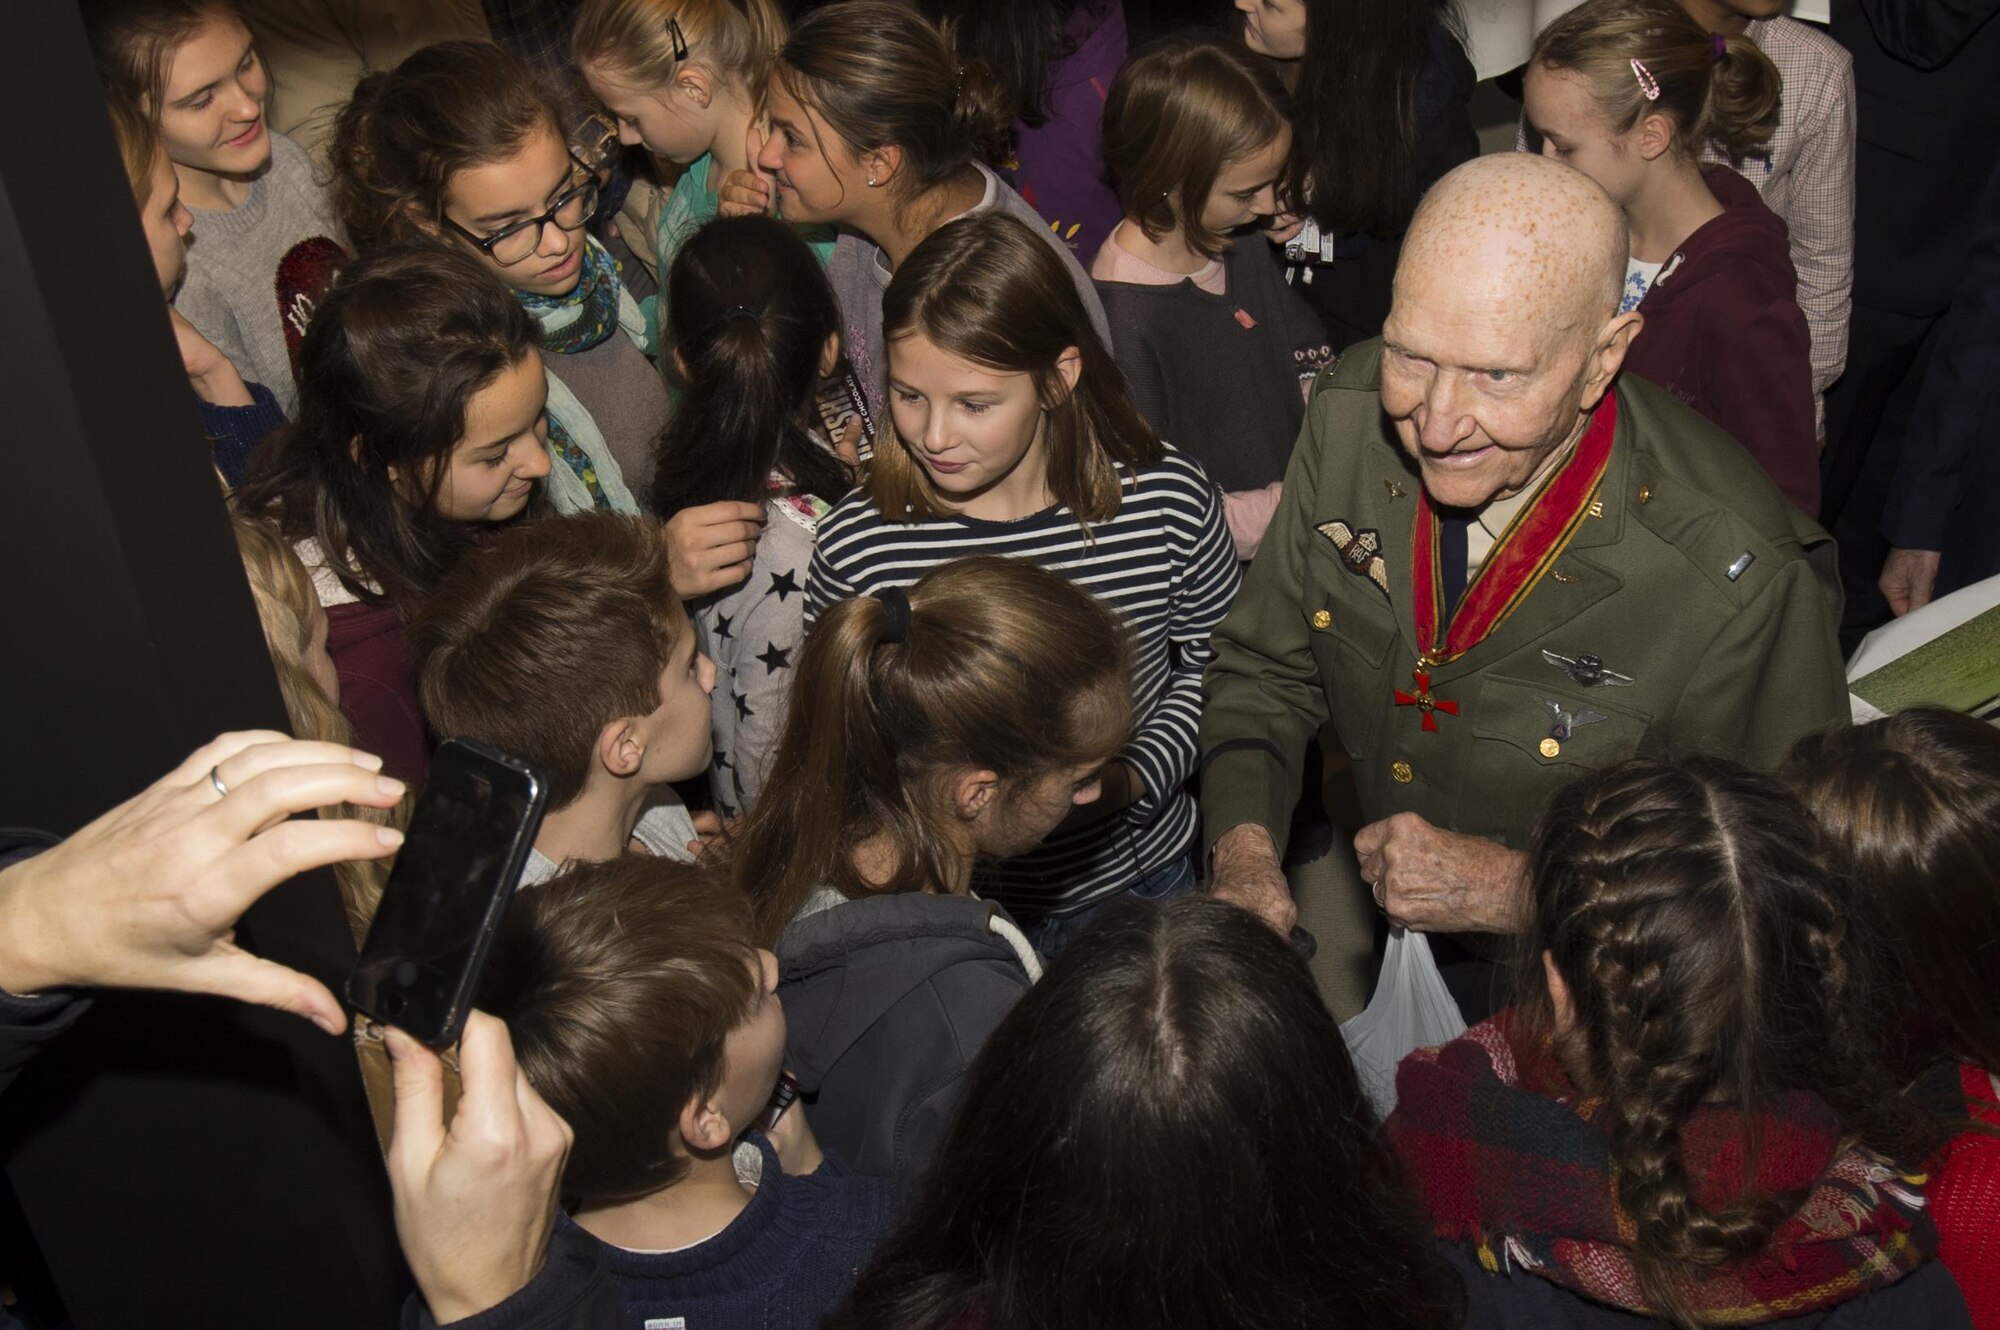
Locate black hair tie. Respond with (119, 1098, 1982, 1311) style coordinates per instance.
(723, 305, 761, 324)
(874, 586, 912, 644)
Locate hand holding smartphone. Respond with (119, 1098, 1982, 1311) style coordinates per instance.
(346, 739, 548, 1049)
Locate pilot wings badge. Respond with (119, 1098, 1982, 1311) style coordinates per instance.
(1539, 698, 1608, 742)
(1316, 520, 1390, 598)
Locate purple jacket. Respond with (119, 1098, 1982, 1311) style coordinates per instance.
(1007, 1, 1126, 269)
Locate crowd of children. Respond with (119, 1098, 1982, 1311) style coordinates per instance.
(60, 0, 2000, 1325)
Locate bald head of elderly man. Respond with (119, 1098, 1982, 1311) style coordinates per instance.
(1383, 154, 1636, 511)
(1199, 154, 1844, 964)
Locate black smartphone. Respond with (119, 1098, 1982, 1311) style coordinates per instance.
(346, 738, 548, 1049)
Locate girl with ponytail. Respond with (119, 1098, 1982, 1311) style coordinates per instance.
(650, 214, 855, 816)
(729, 555, 1133, 1182)
(1388, 755, 1962, 1329)
(717, 1, 1112, 423)
(1524, 0, 1819, 515)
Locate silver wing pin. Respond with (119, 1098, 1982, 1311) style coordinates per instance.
(1541, 649, 1635, 688)
(1539, 698, 1609, 742)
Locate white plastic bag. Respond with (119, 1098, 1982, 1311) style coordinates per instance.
(1339, 928, 1466, 1118)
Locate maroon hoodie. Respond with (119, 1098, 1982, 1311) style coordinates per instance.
(326, 599, 430, 787)
(1621, 165, 1819, 516)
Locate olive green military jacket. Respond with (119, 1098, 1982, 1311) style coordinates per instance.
(1200, 340, 1846, 856)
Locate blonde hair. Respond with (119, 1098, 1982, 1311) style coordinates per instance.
(108, 94, 164, 204)
(231, 514, 402, 939)
(1532, 0, 1781, 164)
(572, 0, 788, 101)
(1103, 36, 1290, 261)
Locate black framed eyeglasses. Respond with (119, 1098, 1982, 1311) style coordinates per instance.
(438, 151, 600, 267)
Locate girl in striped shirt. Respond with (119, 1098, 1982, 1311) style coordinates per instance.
(806, 211, 1240, 952)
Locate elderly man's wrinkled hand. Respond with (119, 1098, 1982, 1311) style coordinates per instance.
(1353, 813, 1526, 935)
(1207, 823, 1298, 935)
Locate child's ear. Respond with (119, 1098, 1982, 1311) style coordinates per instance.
(1041, 346, 1084, 408)
(404, 199, 443, 241)
(678, 64, 714, 110)
(951, 768, 1000, 821)
(1542, 950, 1577, 1038)
(1634, 110, 1675, 163)
(670, 347, 690, 380)
(819, 331, 841, 378)
(678, 1093, 734, 1155)
(597, 717, 645, 780)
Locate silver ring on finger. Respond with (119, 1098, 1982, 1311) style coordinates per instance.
(209, 765, 229, 798)
(1371, 877, 1386, 910)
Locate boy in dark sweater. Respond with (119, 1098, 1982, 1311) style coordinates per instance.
(478, 856, 895, 1330)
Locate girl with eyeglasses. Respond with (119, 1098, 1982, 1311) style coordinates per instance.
(333, 42, 771, 597)
(82, 0, 347, 418)
(330, 44, 678, 525)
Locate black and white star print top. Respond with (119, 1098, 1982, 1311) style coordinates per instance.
(693, 478, 830, 816)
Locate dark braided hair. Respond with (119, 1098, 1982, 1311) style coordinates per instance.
(1521, 756, 1945, 1329)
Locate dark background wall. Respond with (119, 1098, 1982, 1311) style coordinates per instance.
(0, 6, 404, 1325)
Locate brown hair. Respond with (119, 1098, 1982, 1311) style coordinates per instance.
(1522, 756, 1944, 1329)
(1531, 0, 1781, 164)
(108, 95, 165, 203)
(1784, 710, 2000, 1082)
(876, 212, 1162, 525)
(231, 516, 402, 938)
(833, 896, 1463, 1330)
(477, 855, 760, 1205)
(410, 511, 689, 812)
(731, 556, 1133, 946)
(331, 40, 568, 254)
(1103, 37, 1290, 261)
(80, 0, 239, 117)
(775, 2, 1014, 203)
(232, 245, 545, 609)
(572, 0, 788, 103)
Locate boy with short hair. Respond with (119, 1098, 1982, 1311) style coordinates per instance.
(412, 511, 717, 883)
(479, 856, 896, 1329)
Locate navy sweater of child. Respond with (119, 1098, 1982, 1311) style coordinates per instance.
(566, 1135, 895, 1330)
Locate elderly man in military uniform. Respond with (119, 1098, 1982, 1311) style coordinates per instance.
(1202, 153, 1846, 951)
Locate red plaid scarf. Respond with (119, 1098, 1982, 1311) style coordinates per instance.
(1385, 1014, 1937, 1324)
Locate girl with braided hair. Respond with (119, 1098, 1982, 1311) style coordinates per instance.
(1387, 755, 1966, 1328)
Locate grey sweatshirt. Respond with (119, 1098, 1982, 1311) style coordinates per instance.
(174, 132, 346, 416)
(827, 163, 1112, 423)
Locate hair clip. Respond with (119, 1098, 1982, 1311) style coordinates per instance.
(1630, 57, 1661, 101)
(1712, 32, 1727, 62)
(668, 17, 689, 61)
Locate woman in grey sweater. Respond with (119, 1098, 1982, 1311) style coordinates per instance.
(717, 2, 1111, 422)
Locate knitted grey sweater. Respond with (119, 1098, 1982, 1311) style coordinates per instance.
(173, 132, 346, 416)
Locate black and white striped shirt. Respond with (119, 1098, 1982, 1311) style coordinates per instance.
(805, 447, 1240, 918)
